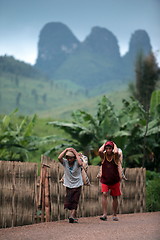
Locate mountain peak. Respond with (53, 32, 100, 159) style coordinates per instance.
(129, 29, 152, 54)
(83, 26, 120, 59)
(35, 22, 80, 76)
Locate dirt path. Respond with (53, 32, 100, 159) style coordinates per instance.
(0, 212, 160, 240)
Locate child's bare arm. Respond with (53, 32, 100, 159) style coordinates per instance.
(118, 161, 123, 180)
(98, 143, 105, 159)
(97, 165, 102, 178)
(58, 148, 71, 163)
(113, 142, 119, 155)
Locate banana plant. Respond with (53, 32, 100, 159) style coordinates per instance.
(112, 90, 160, 169)
(0, 110, 57, 161)
(47, 91, 160, 170)
(47, 96, 119, 160)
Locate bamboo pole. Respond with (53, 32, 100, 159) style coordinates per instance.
(11, 162, 16, 227)
(45, 166, 51, 222)
(41, 165, 46, 222)
(38, 156, 44, 208)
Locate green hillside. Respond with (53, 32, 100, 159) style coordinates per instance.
(0, 73, 87, 117)
(0, 71, 130, 119)
(0, 55, 42, 78)
(0, 55, 131, 119)
(53, 50, 122, 88)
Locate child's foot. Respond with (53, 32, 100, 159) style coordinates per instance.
(112, 216, 119, 221)
(73, 218, 78, 223)
(68, 217, 78, 223)
(68, 217, 74, 223)
(100, 215, 107, 221)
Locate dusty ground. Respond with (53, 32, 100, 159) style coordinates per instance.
(0, 212, 160, 240)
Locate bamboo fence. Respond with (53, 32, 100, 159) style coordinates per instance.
(0, 157, 146, 228)
(0, 161, 38, 228)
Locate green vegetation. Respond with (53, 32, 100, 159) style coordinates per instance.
(0, 55, 42, 78)
(0, 71, 129, 119)
(0, 110, 38, 161)
(1, 89, 160, 171)
(46, 91, 160, 171)
(53, 49, 125, 89)
(146, 170, 160, 212)
(0, 72, 89, 118)
(133, 52, 159, 111)
(0, 110, 63, 164)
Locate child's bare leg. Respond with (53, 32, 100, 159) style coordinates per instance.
(102, 192, 107, 217)
(70, 209, 76, 218)
(112, 196, 118, 216)
(100, 192, 108, 220)
(112, 196, 119, 221)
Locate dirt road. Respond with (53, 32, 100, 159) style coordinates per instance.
(0, 212, 160, 240)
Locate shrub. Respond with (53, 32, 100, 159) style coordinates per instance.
(146, 170, 160, 212)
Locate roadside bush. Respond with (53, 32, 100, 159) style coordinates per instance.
(146, 170, 160, 212)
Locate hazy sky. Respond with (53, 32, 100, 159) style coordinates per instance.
(0, 0, 160, 65)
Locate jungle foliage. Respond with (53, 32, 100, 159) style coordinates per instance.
(146, 170, 160, 212)
(0, 89, 160, 171)
(0, 109, 57, 162)
(47, 90, 160, 171)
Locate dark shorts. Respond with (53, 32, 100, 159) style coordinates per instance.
(64, 186, 82, 210)
(101, 182, 121, 196)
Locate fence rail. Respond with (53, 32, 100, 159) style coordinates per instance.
(0, 157, 146, 228)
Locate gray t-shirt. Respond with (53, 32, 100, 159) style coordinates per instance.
(62, 158, 83, 188)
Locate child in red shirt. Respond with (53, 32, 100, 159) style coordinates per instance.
(98, 141, 122, 221)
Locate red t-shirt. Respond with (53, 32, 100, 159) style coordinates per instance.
(100, 156, 120, 185)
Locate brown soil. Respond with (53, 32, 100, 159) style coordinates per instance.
(0, 212, 160, 240)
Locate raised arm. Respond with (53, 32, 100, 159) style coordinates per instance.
(115, 148, 123, 180)
(98, 143, 105, 159)
(113, 142, 118, 155)
(58, 148, 69, 164)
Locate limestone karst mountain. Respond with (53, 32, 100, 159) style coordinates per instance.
(122, 29, 152, 79)
(35, 22, 152, 91)
(35, 22, 80, 77)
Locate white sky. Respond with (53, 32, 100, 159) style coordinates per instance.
(0, 0, 160, 65)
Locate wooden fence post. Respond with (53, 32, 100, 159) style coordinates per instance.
(38, 155, 51, 222)
(41, 165, 46, 222)
(44, 164, 51, 222)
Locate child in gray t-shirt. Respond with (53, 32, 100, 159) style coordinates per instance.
(58, 147, 83, 223)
